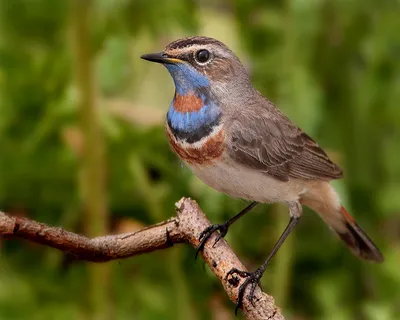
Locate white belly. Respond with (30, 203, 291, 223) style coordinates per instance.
(187, 158, 307, 203)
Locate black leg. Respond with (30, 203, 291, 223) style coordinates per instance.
(226, 202, 302, 314)
(195, 202, 258, 259)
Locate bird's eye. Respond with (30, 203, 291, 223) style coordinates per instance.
(195, 49, 210, 63)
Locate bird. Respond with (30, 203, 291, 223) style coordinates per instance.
(141, 36, 384, 313)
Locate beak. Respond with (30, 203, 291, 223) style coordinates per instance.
(140, 52, 182, 64)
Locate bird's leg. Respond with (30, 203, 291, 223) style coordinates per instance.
(195, 202, 258, 259)
(226, 202, 302, 315)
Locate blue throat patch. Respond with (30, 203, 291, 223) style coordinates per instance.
(165, 63, 221, 143)
(165, 63, 209, 95)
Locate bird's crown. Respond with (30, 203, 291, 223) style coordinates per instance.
(141, 36, 249, 87)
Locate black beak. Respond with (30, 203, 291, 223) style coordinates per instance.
(140, 52, 177, 64)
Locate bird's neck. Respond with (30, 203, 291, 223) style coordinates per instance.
(166, 85, 221, 144)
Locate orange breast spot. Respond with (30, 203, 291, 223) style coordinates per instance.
(166, 125, 225, 165)
(173, 92, 203, 112)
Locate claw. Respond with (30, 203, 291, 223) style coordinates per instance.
(213, 234, 222, 247)
(225, 267, 263, 315)
(225, 268, 250, 280)
(195, 223, 229, 259)
(195, 202, 258, 261)
(199, 225, 214, 241)
(194, 240, 206, 260)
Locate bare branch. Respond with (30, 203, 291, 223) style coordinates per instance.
(0, 198, 284, 320)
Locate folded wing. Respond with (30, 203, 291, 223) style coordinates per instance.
(227, 110, 343, 182)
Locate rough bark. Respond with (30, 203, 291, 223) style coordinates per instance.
(0, 198, 284, 320)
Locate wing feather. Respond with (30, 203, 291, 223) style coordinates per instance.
(227, 111, 343, 182)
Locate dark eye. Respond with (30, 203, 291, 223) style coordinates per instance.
(196, 49, 210, 63)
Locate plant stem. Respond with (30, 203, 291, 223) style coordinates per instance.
(71, 1, 110, 319)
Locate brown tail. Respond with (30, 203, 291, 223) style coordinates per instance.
(334, 206, 383, 262)
(302, 182, 383, 262)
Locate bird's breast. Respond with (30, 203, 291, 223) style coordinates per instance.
(165, 123, 226, 165)
(173, 92, 204, 112)
(166, 89, 222, 143)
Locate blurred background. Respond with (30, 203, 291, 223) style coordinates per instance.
(0, 0, 399, 319)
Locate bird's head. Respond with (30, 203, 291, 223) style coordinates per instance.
(141, 36, 251, 98)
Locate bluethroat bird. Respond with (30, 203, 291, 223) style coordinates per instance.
(141, 36, 383, 313)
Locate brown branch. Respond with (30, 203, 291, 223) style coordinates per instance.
(0, 198, 284, 320)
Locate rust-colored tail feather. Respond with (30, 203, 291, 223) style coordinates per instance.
(335, 206, 384, 262)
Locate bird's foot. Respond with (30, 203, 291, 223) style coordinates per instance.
(195, 223, 229, 259)
(225, 267, 263, 315)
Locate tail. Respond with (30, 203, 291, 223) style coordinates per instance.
(303, 183, 384, 263)
(334, 206, 384, 262)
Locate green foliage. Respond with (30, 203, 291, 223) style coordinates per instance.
(0, 0, 399, 319)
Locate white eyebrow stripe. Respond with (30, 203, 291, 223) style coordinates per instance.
(165, 44, 213, 56)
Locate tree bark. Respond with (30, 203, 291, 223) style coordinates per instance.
(0, 198, 284, 320)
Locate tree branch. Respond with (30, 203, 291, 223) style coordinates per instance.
(0, 198, 284, 320)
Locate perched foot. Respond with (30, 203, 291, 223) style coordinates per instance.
(194, 202, 258, 260)
(195, 223, 229, 259)
(225, 267, 264, 315)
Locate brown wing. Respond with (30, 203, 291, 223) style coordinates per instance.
(227, 112, 343, 182)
